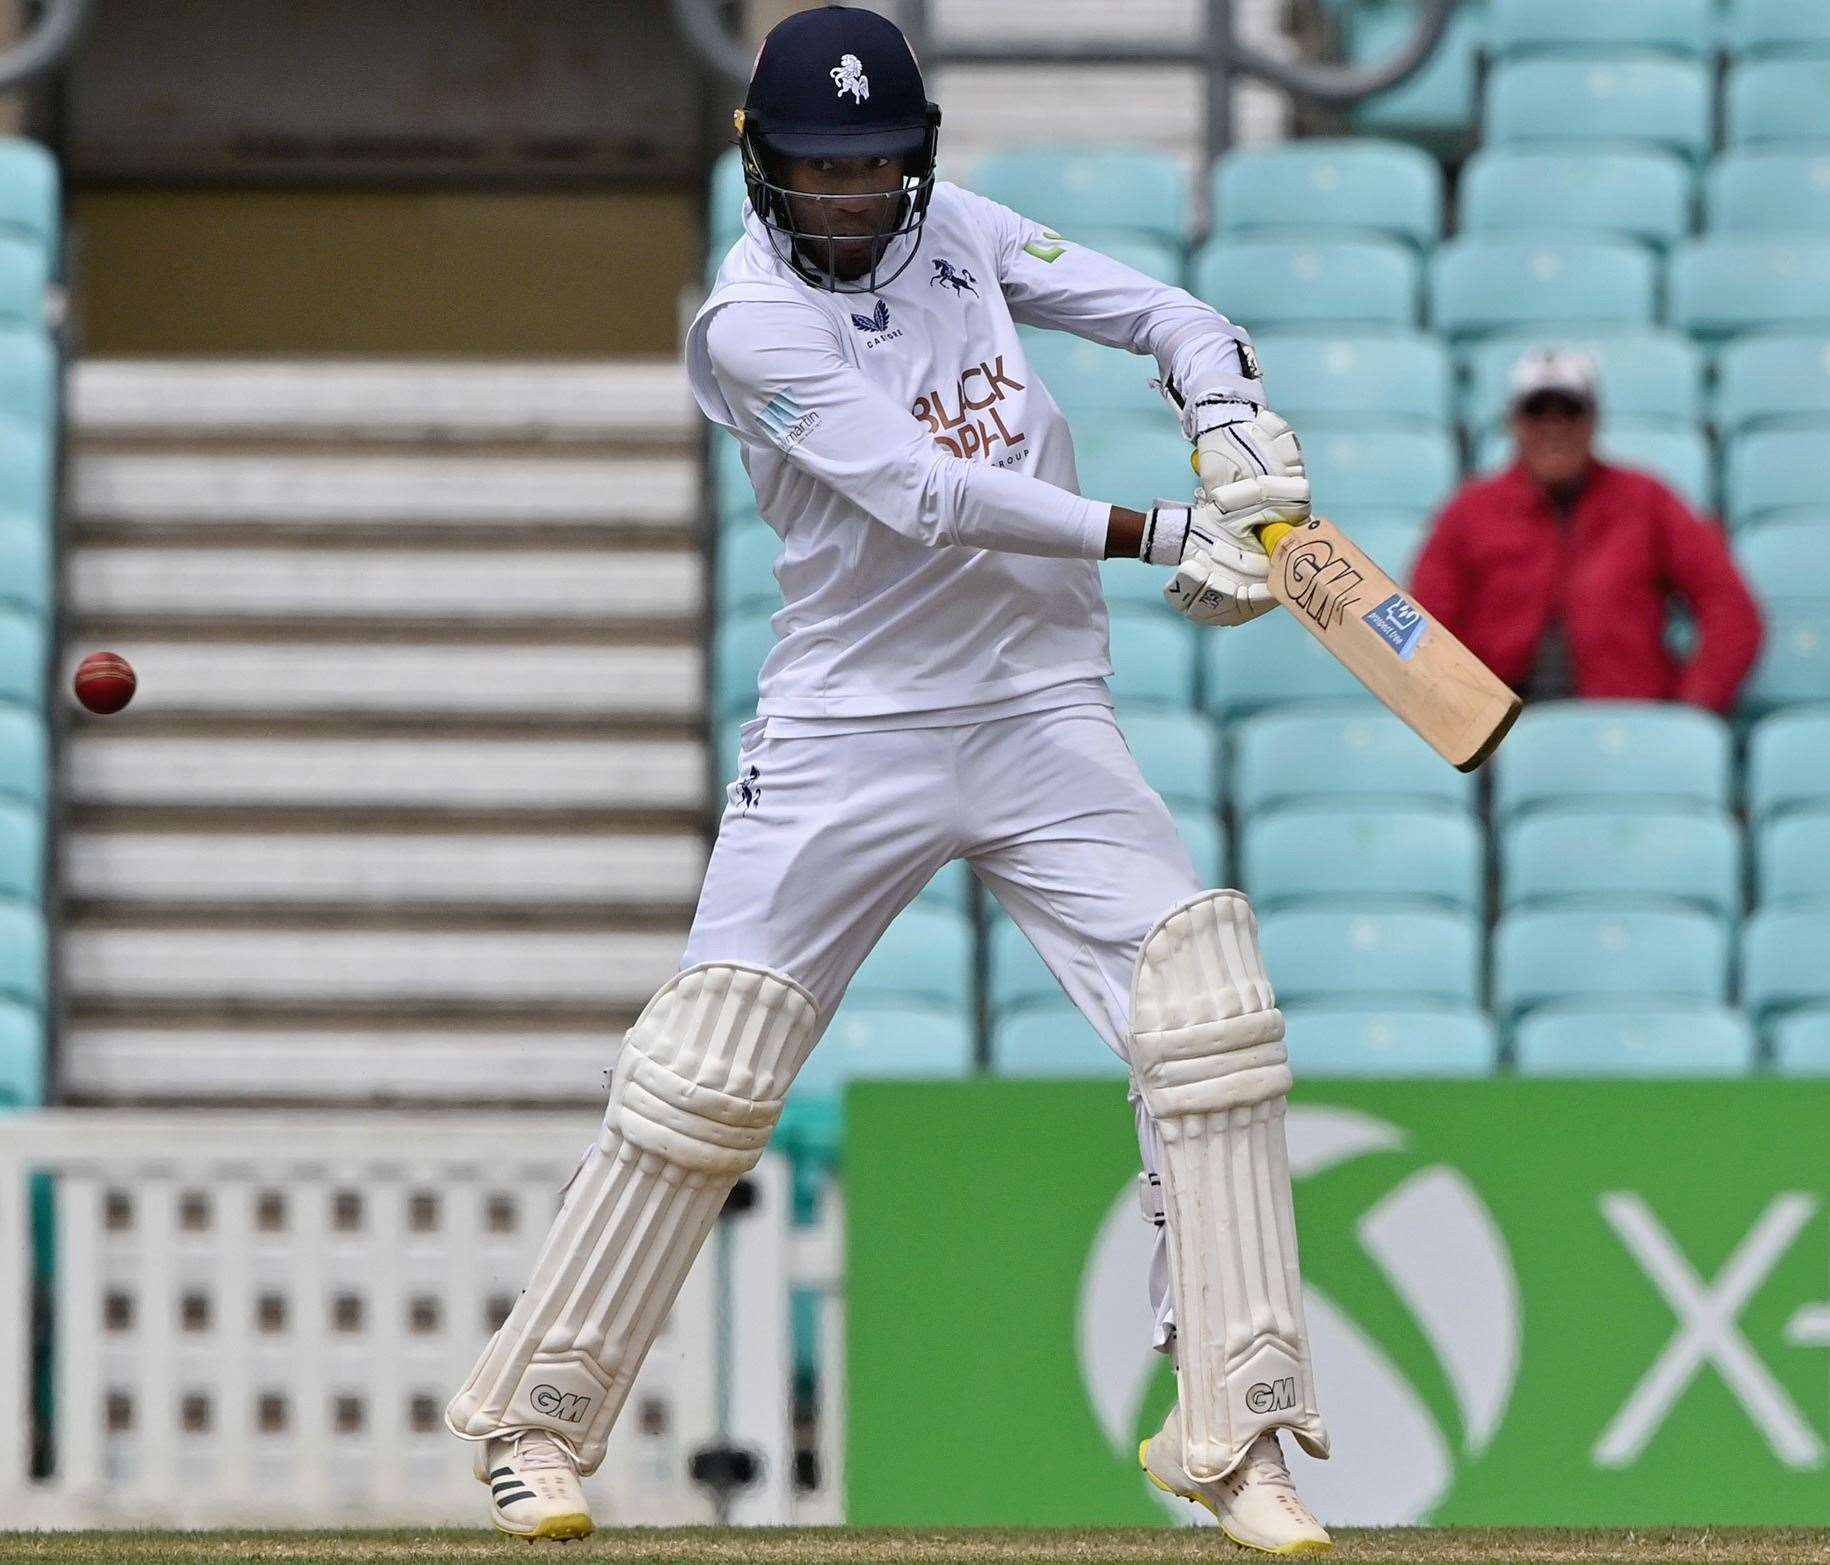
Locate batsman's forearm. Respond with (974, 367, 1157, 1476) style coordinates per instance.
(1105, 506, 1147, 559)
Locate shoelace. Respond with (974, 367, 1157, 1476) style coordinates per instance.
(1242, 1435, 1297, 1492)
(515, 1431, 575, 1472)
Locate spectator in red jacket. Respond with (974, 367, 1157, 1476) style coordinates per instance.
(1410, 350, 1763, 714)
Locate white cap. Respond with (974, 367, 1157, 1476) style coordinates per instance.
(1509, 348, 1599, 409)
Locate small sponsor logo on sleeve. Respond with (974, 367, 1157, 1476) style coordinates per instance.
(1362, 592, 1430, 661)
(758, 389, 822, 451)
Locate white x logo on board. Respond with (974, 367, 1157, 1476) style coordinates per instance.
(1594, 1191, 1825, 1469)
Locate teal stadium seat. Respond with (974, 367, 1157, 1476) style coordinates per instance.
(0, 329, 55, 427)
(0, 239, 46, 325)
(1430, 236, 1656, 339)
(0, 515, 49, 618)
(1747, 707, 1830, 820)
(1191, 238, 1421, 332)
(0, 998, 40, 1105)
(1493, 701, 1732, 819)
(1173, 807, 1228, 884)
(1212, 139, 1444, 247)
(1715, 336, 1830, 435)
(969, 150, 1191, 248)
(1283, 1006, 1497, 1076)
(1671, 239, 1830, 338)
(1493, 907, 1730, 1018)
(1756, 812, 1830, 906)
(1485, 59, 1712, 163)
(1350, 2, 1486, 153)
(712, 433, 754, 525)
(1707, 152, 1830, 236)
(1501, 808, 1741, 920)
(1726, 429, 1826, 529)
(1069, 232, 1184, 287)
(847, 905, 973, 1010)
(1254, 332, 1453, 429)
(0, 800, 40, 901)
(1259, 907, 1482, 1009)
(709, 146, 748, 254)
(1347, 519, 1427, 581)
(1462, 330, 1704, 435)
(1737, 524, 1830, 602)
(798, 1003, 974, 1095)
(1726, 0, 1830, 60)
(1460, 148, 1694, 250)
(1742, 906, 1830, 1020)
(1304, 427, 1459, 515)
(0, 901, 44, 1008)
(1514, 1005, 1755, 1076)
(992, 1003, 1125, 1078)
(1116, 709, 1219, 811)
(714, 612, 774, 719)
(1203, 608, 1375, 719)
(0, 705, 45, 805)
(0, 140, 57, 252)
(987, 916, 1061, 1015)
(1020, 330, 1161, 421)
(1486, 0, 1712, 59)
(1726, 61, 1830, 149)
(0, 416, 50, 521)
(0, 609, 44, 707)
(1074, 419, 1190, 506)
(1475, 424, 1712, 511)
(1107, 609, 1196, 709)
(1773, 1012, 1830, 1075)
(716, 523, 781, 619)
(917, 861, 972, 914)
(1744, 602, 1830, 711)
(1099, 558, 1176, 611)
(1242, 806, 1482, 915)
(1232, 703, 1476, 816)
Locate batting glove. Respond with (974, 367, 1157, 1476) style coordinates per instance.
(1140, 496, 1276, 629)
(1186, 399, 1310, 539)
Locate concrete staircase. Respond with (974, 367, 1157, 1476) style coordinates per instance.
(56, 361, 707, 1105)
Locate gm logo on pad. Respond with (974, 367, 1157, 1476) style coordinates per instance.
(1363, 593, 1430, 661)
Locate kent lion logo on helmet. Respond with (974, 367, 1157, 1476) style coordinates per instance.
(831, 52, 870, 102)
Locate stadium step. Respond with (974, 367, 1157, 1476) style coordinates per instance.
(57, 358, 708, 1104)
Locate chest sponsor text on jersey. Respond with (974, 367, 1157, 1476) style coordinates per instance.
(911, 356, 1027, 462)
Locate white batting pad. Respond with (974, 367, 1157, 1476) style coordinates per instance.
(1129, 889, 1329, 1482)
(445, 962, 820, 1472)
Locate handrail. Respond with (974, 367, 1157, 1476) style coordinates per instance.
(669, 0, 1456, 156)
(0, 0, 93, 92)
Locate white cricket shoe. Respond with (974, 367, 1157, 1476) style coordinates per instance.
(476, 1430, 595, 1541)
(1141, 1409, 1330, 1555)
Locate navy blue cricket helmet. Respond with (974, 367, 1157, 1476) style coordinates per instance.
(735, 6, 942, 293)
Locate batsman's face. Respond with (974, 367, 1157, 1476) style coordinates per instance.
(778, 154, 907, 280)
(1511, 395, 1597, 494)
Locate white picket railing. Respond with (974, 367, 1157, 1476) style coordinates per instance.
(0, 1111, 841, 1528)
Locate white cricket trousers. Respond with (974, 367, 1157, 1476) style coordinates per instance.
(682, 699, 1199, 1350)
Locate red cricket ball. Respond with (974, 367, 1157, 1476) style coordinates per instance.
(74, 651, 137, 715)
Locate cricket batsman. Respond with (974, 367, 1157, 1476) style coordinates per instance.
(447, 6, 1330, 1550)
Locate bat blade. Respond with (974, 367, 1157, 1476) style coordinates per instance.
(1263, 516, 1521, 771)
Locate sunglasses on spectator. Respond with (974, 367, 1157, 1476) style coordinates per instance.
(1515, 392, 1593, 419)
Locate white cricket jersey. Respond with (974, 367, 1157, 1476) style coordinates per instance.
(686, 180, 1264, 724)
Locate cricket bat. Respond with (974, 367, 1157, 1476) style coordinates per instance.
(1258, 516, 1521, 772)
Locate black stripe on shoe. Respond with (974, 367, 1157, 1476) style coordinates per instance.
(494, 1488, 537, 1507)
(492, 1477, 528, 1492)
(488, 1467, 514, 1480)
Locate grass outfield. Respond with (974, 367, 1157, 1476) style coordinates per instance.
(0, 1532, 1828, 1565)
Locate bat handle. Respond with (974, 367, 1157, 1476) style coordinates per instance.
(1258, 521, 1297, 556)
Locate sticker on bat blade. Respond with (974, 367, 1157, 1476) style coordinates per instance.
(1362, 592, 1430, 661)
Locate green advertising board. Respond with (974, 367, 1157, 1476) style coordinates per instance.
(846, 1079, 1830, 1528)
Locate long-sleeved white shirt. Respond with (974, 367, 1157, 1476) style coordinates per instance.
(685, 180, 1262, 724)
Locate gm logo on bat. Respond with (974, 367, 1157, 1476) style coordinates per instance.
(1363, 593, 1430, 662)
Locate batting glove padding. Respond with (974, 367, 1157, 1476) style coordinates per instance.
(1191, 404, 1310, 538)
(1141, 497, 1276, 629)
